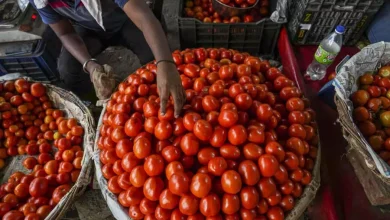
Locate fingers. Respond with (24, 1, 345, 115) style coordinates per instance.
(159, 85, 169, 116)
(171, 86, 186, 118)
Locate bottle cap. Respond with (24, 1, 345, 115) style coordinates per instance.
(335, 25, 345, 34)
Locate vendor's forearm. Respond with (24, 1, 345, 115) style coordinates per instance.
(123, 0, 173, 62)
(49, 20, 92, 66)
(59, 33, 92, 65)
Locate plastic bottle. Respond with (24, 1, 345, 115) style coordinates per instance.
(305, 25, 345, 81)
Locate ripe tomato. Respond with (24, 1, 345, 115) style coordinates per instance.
(183, 112, 202, 131)
(133, 137, 151, 159)
(30, 83, 46, 97)
(2, 210, 24, 220)
(258, 154, 279, 177)
(238, 160, 260, 186)
(52, 184, 71, 204)
(169, 172, 190, 196)
(180, 133, 200, 156)
(23, 157, 38, 169)
(124, 117, 143, 138)
(199, 193, 220, 217)
(154, 121, 173, 141)
(115, 139, 133, 159)
(227, 125, 247, 145)
(178, 195, 200, 217)
(159, 189, 179, 210)
(190, 173, 212, 198)
(29, 177, 48, 197)
(144, 154, 164, 176)
(143, 177, 165, 201)
(240, 186, 259, 210)
(219, 65, 234, 80)
(221, 170, 242, 194)
(121, 152, 140, 173)
(267, 206, 284, 220)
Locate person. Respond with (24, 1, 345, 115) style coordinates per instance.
(30, 0, 185, 117)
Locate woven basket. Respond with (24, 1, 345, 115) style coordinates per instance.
(0, 74, 95, 220)
(333, 42, 390, 186)
(93, 62, 321, 220)
(335, 95, 390, 185)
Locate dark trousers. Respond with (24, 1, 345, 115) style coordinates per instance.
(57, 19, 154, 99)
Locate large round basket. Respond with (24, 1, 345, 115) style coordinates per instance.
(93, 58, 321, 219)
(0, 73, 95, 220)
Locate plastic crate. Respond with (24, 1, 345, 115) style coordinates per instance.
(287, 0, 384, 45)
(0, 42, 59, 82)
(177, 1, 282, 58)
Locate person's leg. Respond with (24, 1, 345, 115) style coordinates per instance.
(116, 19, 154, 65)
(57, 26, 105, 100)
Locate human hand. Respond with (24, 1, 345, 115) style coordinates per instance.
(156, 61, 186, 118)
(90, 64, 116, 100)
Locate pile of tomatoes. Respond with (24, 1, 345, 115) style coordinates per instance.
(98, 47, 318, 220)
(351, 66, 390, 165)
(0, 80, 85, 220)
(183, 0, 269, 23)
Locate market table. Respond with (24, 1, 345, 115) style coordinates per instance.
(278, 27, 390, 220)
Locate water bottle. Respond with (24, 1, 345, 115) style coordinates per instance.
(305, 25, 345, 81)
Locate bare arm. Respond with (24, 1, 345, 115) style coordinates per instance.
(122, 0, 186, 116)
(49, 19, 99, 73)
(122, 0, 173, 62)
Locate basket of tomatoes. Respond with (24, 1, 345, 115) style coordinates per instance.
(0, 74, 95, 220)
(334, 42, 390, 186)
(178, 0, 286, 58)
(94, 48, 321, 219)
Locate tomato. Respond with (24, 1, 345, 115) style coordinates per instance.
(123, 117, 142, 138)
(221, 193, 240, 215)
(139, 198, 157, 215)
(23, 157, 38, 169)
(30, 83, 46, 97)
(242, 143, 263, 161)
(351, 90, 370, 106)
(267, 206, 284, 220)
(106, 176, 122, 195)
(179, 194, 199, 215)
(28, 177, 48, 197)
(219, 144, 240, 160)
(265, 141, 286, 162)
(2, 210, 24, 220)
(190, 173, 212, 198)
(115, 139, 132, 159)
(200, 193, 220, 217)
(121, 152, 140, 173)
(180, 133, 200, 156)
(283, 152, 299, 172)
(14, 183, 29, 198)
(128, 205, 144, 220)
(161, 145, 181, 162)
(234, 93, 252, 111)
(133, 137, 151, 159)
(154, 121, 173, 141)
(183, 112, 202, 131)
(52, 184, 71, 204)
(239, 186, 259, 210)
(238, 160, 260, 186)
(168, 172, 190, 196)
(258, 154, 279, 177)
(358, 120, 376, 136)
(227, 125, 247, 145)
(209, 83, 224, 98)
